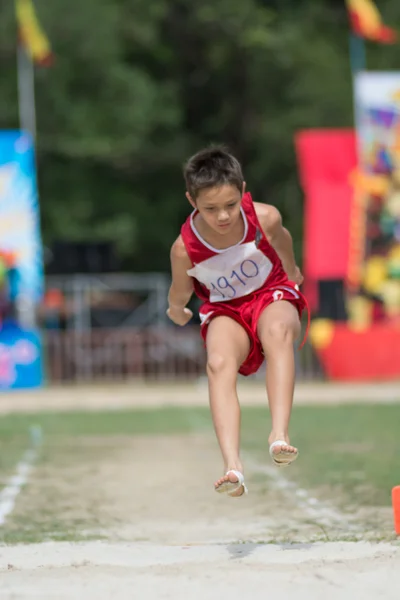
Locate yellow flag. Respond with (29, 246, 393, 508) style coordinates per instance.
(346, 0, 397, 43)
(15, 0, 53, 66)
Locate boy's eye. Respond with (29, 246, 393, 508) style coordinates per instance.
(205, 207, 215, 212)
(227, 203, 236, 208)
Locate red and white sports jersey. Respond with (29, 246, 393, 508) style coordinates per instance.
(180, 192, 289, 303)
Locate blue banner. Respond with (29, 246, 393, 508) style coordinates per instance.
(0, 323, 43, 390)
(0, 131, 44, 390)
(0, 131, 43, 300)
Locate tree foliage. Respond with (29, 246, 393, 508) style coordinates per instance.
(1, 0, 400, 271)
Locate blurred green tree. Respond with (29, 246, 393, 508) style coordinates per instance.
(1, 0, 399, 271)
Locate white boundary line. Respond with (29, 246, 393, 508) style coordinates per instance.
(0, 425, 43, 527)
(184, 410, 357, 531)
(243, 456, 356, 529)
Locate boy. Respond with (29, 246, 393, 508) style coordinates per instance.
(167, 146, 307, 497)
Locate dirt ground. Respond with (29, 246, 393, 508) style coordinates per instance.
(0, 383, 399, 599)
(0, 379, 399, 414)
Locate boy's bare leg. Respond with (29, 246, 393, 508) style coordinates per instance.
(205, 316, 250, 495)
(257, 301, 301, 459)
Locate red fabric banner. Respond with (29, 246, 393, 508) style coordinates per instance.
(295, 130, 357, 302)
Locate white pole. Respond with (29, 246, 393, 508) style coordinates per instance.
(17, 42, 37, 141)
(16, 38, 37, 329)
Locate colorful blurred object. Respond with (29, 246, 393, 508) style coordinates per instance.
(352, 73, 400, 311)
(380, 279, 400, 317)
(309, 319, 335, 349)
(0, 132, 44, 302)
(311, 321, 400, 381)
(0, 132, 44, 390)
(43, 288, 64, 310)
(0, 259, 7, 286)
(0, 325, 43, 390)
(346, 0, 398, 44)
(388, 244, 400, 277)
(347, 295, 373, 329)
(0, 250, 17, 269)
(15, 0, 54, 66)
(363, 256, 388, 295)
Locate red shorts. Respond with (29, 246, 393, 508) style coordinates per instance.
(199, 284, 307, 376)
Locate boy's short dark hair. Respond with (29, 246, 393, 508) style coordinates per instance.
(183, 145, 244, 200)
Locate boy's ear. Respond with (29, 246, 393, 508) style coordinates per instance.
(242, 182, 246, 196)
(186, 191, 196, 209)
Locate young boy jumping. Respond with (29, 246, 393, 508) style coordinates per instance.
(167, 146, 307, 497)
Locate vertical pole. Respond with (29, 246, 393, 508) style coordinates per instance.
(16, 39, 37, 329)
(17, 42, 37, 141)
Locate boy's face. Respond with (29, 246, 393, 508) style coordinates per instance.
(187, 183, 245, 235)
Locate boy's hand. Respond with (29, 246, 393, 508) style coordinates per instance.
(287, 266, 304, 287)
(167, 306, 193, 326)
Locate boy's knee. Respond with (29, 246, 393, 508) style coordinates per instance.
(262, 319, 296, 345)
(206, 353, 237, 377)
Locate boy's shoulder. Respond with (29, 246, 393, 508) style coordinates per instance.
(253, 202, 281, 233)
(170, 234, 190, 260)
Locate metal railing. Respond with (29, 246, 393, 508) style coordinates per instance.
(43, 326, 324, 383)
(41, 273, 324, 383)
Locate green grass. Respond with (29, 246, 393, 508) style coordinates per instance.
(1, 404, 399, 506)
(242, 404, 400, 507)
(0, 403, 399, 544)
(0, 406, 209, 439)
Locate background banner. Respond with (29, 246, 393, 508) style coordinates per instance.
(0, 131, 44, 389)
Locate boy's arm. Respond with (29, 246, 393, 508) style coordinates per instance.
(167, 236, 194, 326)
(254, 202, 303, 286)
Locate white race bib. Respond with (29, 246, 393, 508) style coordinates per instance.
(187, 241, 272, 302)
